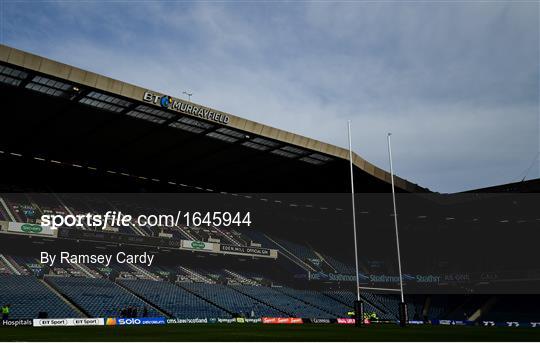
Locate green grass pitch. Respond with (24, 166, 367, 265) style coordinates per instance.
(1, 324, 540, 341)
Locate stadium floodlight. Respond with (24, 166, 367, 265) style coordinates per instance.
(182, 91, 193, 101)
(347, 121, 364, 327)
(387, 133, 407, 327)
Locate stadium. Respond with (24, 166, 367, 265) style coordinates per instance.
(0, 43, 539, 342)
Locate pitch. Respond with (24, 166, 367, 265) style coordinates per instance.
(1, 324, 539, 342)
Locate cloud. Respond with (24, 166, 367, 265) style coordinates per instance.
(2, 1, 538, 192)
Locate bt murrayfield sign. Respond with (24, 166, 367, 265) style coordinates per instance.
(143, 91, 230, 125)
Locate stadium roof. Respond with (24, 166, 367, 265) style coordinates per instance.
(0, 44, 428, 193)
(463, 178, 540, 193)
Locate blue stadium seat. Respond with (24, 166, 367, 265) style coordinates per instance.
(0, 275, 81, 319)
(118, 279, 229, 318)
(231, 285, 333, 318)
(181, 283, 285, 318)
(46, 276, 161, 318)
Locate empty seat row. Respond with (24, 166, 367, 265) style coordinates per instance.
(0, 275, 81, 319)
(231, 285, 331, 318)
(119, 279, 228, 318)
(181, 283, 285, 318)
(46, 276, 160, 318)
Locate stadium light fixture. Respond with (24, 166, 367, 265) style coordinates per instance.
(182, 91, 193, 101)
(387, 133, 407, 327)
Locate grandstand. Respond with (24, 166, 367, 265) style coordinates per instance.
(44, 276, 163, 318)
(118, 279, 228, 318)
(0, 44, 428, 195)
(0, 43, 539, 333)
(0, 275, 81, 319)
(0, 190, 540, 323)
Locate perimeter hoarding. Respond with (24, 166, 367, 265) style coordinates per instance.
(180, 240, 214, 251)
(7, 222, 56, 236)
(219, 244, 271, 257)
(33, 318, 104, 327)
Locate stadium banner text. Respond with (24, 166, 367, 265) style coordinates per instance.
(143, 91, 230, 125)
(108, 317, 167, 326)
(262, 317, 304, 324)
(21, 317, 540, 328)
(7, 222, 56, 237)
(1, 319, 32, 327)
(219, 244, 271, 256)
(33, 318, 104, 327)
(181, 240, 214, 251)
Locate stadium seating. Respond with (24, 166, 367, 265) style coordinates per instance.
(322, 255, 356, 275)
(236, 271, 269, 285)
(241, 231, 313, 277)
(222, 269, 260, 286)
(0, 274, 81, 319)
(104, 260, 158, 280)
(7, 255, 35, 275)
(273, 238, 319, 263)
(0, 245, 535, 322)
(230, 285, 332, 318)
(424, 295, 462, 320)
(277, 287, 351, 317)
(361, 293, 400, 320)
(482, 295, 540, 321)
(0, 257, 13, 274)
(45, 276, 161, 317)
(2, 195, 38, 223)
(190, 268, 259, 286)
(364, 294, 432, 321)
(444, 294, 491, 320)
(0, 194, 272, 255)
(0, 193, 535, 323)
(323, 290, 390, 320)
(240, 230, 277, 249)
(181, 283, 285, 318)
(118, 279, 229, 318)
(405, 295, 425, 321)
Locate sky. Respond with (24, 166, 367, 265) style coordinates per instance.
(1, 1, 538, 193)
